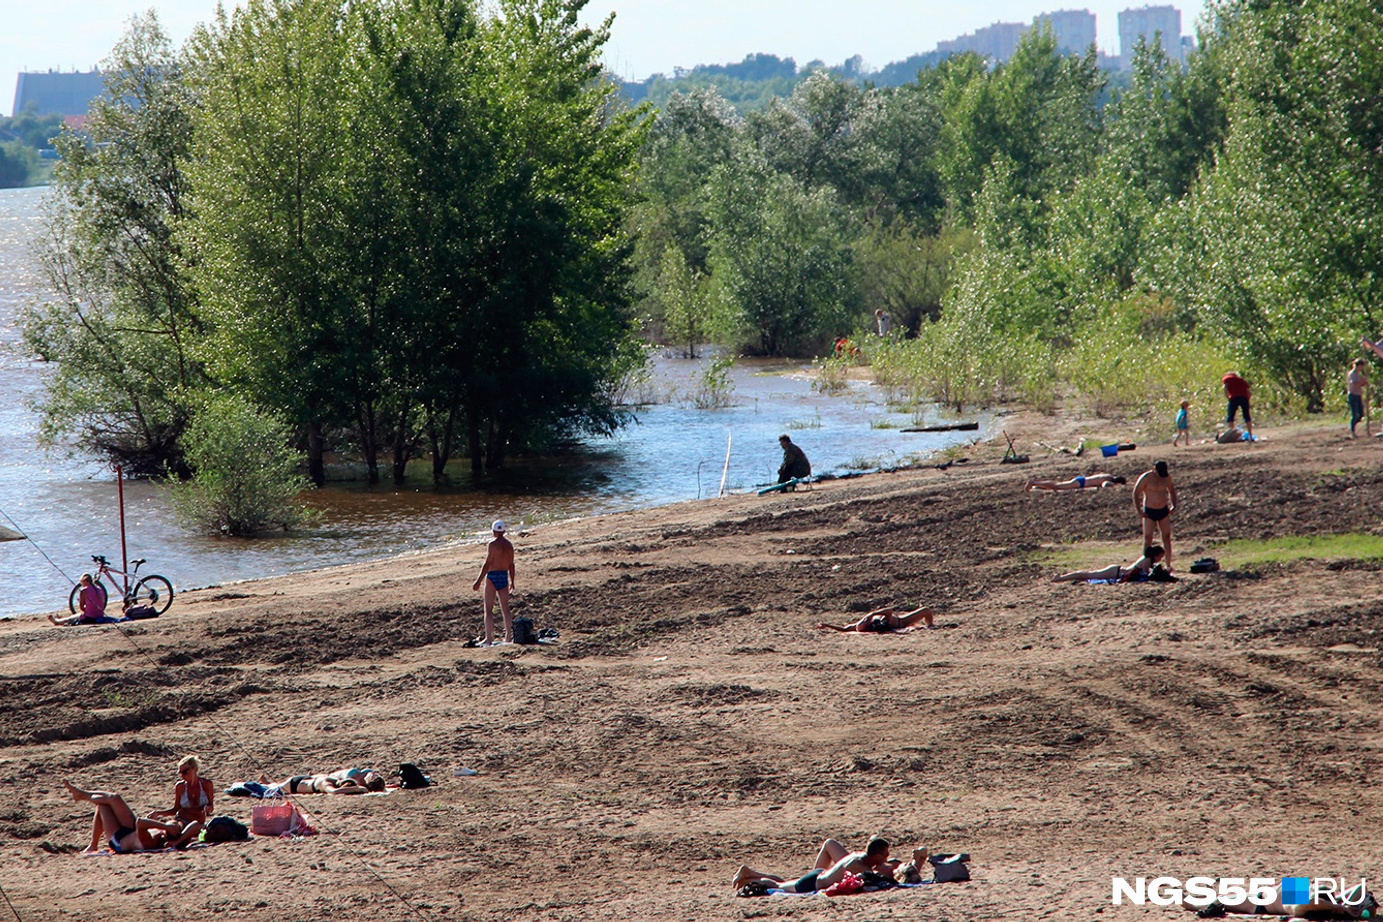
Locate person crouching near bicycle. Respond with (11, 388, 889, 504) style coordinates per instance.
(48, 573, 107, 626)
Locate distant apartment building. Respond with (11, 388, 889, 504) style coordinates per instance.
(12, 69, 104, 118)
(937, 21, 1027, 62)
(1034, 9, 1097, 55)
(934, 5, 1185, 69)
(1118, 5, 1184, 65)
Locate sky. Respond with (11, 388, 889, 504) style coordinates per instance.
(3, 0, 1209, 117)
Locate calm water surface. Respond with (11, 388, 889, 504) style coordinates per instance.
(0, 185, 985, 618)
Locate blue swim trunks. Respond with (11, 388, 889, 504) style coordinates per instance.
(485, 571, 509, 591)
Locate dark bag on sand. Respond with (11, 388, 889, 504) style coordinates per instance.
(929, 853, 971, 883)
(398, 763, 432, 789)
(1189, 557, 1220, 574)
(124, 604, 159, 620)
(1149, 564, 1179, 583)
(512, 617, 537, 645)
(203, 815, 249, 843)
(860, 870, 900, 891)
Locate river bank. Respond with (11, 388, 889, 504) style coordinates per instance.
(2, 409, 1381, 921)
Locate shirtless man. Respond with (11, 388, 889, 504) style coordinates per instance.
(1026, 473, 1126, 492)
(1132, 461, 1178, 571)
(472, 520, 516, 646)
(733, 837, 923, 894)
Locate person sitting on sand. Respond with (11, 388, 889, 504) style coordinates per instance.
(733, 837, 923, 895)
(1026, 473, 1127, 492)
(817, 606, 935, 633)
(149, 755, 214, 826)
(48, 574, 107, 626)
(1183, 880, 1375, 919)
(63, 780, 201, 854)
(1052, 546, 1165, 583)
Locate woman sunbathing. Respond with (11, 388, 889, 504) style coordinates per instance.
(260, 769, 386, 795)
(1026, 473, 1126, 492)
(1052, 546, 1163, 583)
(817, 606, 935, 633)
(64, 780, 200, 854)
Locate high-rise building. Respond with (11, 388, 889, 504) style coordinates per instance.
(1118, 5, 1184, 65)
(937, 21, 1027, 61)
(12, 69, 104, 118)
(1035, 9, 1097, 55)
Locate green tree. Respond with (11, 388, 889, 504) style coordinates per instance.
(23, 14, 202, 474)
(1189, 0, 1383, 410)
(184, 0, 357, 484)
(0, 141, 41, 187)
(170, 393, 313, 535)
(706, 149, 856, 355)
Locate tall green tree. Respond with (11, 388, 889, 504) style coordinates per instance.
(184, 0, 358, 484)
(706, 149, 856, 355)
(23, 14, 203, 474)
(1190, 0, 1383, 410)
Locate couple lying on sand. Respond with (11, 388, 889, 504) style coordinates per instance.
(733, 836, 928, 895)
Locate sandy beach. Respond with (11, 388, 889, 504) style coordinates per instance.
(3, 410, 1381, 921)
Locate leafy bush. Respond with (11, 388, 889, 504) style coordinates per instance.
(170, 394, 314, 536)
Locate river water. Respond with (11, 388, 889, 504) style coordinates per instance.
(0, 185, 984, 618)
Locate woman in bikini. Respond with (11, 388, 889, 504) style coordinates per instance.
(1052, 546, 1164, 583)
(817, 606, 936, 633)
(1026, 473, 1126, 492)
(64, 780, 200, 854)
(150, 755, 214, 826)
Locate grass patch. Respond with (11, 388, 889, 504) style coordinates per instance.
(1027, 533, 1383, 574)
(1202, 533, 1383, 568)
(786, 412, 823, 430)
(870, 417, 900, 429)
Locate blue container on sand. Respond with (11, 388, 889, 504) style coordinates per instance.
(1100, 444, 1119, 458)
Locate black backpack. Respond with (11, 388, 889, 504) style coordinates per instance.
(398, 763, 431, 789)
(512, 617, 537, 645)
(203, 815, 249, 842)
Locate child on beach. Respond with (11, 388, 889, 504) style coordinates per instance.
(1173, 400, 1190, 446)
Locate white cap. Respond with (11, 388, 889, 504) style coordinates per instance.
(492, 520, 506, 533)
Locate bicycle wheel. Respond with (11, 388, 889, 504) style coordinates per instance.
(132, 575, 174, 614)
(67, 579, 109, 615)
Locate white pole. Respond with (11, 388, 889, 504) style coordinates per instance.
(718, 432, 732, 497)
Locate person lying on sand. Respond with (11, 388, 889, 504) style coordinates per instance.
(1052, 546, 1164, 583)
(733, 837, 925, 895)
(256, 769, 386, 796)
(63, 780, 201, 854)
(817, 606, 935, 633)
(1184, 880, 1375, 919)
(1026, 473, 1126, 492)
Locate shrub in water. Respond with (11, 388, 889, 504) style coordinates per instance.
(171, 394, 314, 536)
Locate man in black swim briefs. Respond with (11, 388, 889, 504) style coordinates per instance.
(1132, 460, 1178, 571)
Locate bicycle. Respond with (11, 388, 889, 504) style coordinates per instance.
(68, 555, 174, 616)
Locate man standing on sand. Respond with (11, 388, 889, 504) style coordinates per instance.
(472, 520, 516, 646)
(777, 434, 811, 485)
(1222, 371, 1253, 438)
(1132, 461, 1178, 571)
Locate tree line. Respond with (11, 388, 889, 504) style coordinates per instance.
(632, 0, 1383, 417)
(23, 0, 1382, 531)
(24, 0, 645, 511)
